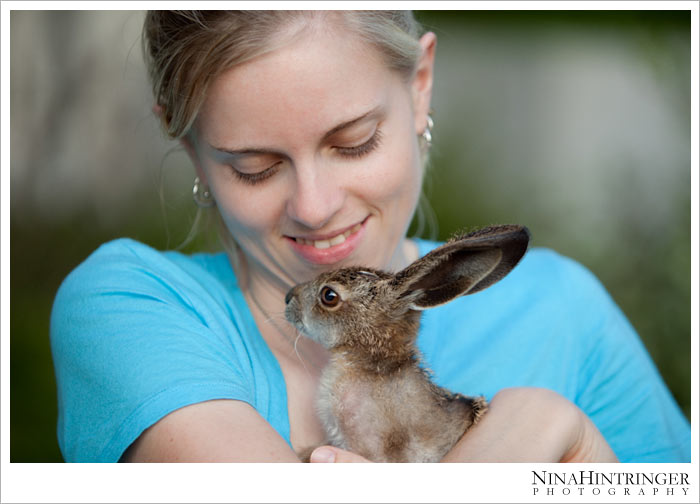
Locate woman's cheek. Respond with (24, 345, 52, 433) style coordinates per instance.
(358, 139, 422, 208)
(213, 179, 286, 237)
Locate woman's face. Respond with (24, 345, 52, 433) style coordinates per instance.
(187, 21, 435, 289)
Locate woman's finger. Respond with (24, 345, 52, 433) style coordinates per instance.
(309, 446, 372, 463)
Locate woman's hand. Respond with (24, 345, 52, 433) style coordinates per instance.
(309, 388, 617, 463)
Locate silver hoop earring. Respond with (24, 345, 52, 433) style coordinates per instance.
(421, 114, 434, 148)
(192, 176, 215, 208)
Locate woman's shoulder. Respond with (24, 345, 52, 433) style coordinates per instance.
(66, 237, 231, 278)
(56, 238, 235, 299)
(51, 237, 246, 350)
(508, 246, 609, 302)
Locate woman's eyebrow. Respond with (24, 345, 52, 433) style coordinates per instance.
(211, 106, 383, 156)
(321, 105, 383, 140)
(212, 145, 280, 157)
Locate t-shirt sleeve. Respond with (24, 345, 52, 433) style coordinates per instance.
(50, 239, 258, 462)
(557, 254, 690, 462)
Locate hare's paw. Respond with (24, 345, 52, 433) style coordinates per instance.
(470, 396, 489, 425)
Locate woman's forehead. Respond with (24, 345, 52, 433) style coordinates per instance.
(194, 25, 403, 147)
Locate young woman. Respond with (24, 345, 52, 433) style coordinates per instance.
(50, 10, 688, 463)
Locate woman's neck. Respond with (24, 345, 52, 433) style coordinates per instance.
(389, 237, 419, 272)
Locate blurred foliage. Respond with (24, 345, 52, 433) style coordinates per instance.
(416, 10, 689, 28)
(10, 10, 690, 462)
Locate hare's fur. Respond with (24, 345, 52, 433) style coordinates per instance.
(285, 225, 529, 462)
(317, 354, 488, 462)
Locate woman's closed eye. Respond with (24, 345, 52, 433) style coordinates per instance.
(225, 127, 383, 186)
(229, 154, 283, 186)
(231, 162, 281, 185)
(334, 128, 383, 159)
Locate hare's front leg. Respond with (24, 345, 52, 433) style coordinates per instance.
(318, 409, 347, 450)
(316, 371, 351, 450)
(295, 388, 346, 462)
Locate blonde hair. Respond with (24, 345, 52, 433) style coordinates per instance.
(143, 10, 424, 139)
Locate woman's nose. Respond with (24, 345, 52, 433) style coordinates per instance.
(286, 164, 345, 230)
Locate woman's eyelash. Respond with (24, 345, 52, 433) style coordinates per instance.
(335, 129, 383, 158)
(230, 130, 383, 186)
(231, 162, 281, 186)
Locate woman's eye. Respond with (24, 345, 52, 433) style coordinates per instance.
(231, 162, 281, 186)
(334, 129, 383, 159)
(319, 286, 341, 308)
(227, 129, 382, 185)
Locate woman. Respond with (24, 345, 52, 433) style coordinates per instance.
(50, 10, 688, 463)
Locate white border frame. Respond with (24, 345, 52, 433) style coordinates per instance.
(2, 2, 697, 503)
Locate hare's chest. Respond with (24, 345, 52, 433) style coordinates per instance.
(316, 363, 440, 462)
(317, 368, 391, 454)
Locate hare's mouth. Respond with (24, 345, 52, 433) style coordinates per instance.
(284, 302, 302, 327)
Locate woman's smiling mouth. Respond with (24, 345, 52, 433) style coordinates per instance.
(292, 221, 364, 249)
(286, 217, 369, 265)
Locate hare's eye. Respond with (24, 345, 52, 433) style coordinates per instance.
(319, 286, 341, 308)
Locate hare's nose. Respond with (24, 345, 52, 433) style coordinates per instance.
(285, 289, 295, 305)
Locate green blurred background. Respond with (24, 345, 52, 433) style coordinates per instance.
(10, 10, 690, 462)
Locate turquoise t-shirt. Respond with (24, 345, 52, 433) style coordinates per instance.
(50, 238, 690, 462)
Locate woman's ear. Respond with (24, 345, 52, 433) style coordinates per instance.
(153, 102, 207, 183)
(152, 103, 172, 136)
(412, 32, 437, 135)
(180, 134, 207, 184)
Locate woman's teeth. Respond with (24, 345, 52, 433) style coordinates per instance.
(295, 223, 362, 249)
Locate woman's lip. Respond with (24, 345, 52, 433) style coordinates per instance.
(290, 221, 364, 249)
(287, 217, 369, 265)
(287, 219, 365, 243)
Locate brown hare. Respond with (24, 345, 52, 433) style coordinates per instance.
(285, 224, 530, 462)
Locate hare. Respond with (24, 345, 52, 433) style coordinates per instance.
(284, 224, 530, 462)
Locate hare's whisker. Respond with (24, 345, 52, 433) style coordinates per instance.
(293, 330, 312, 377)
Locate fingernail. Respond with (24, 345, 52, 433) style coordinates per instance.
(310, 447, 336, 463)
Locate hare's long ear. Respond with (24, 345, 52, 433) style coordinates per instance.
(394, 225, 530, 310)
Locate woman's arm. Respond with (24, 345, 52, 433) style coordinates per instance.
(442, 387, 617, 462)
(120, 388, 616, 462)
(309, 388, 618, 463)
(121, 399, 301, 462)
